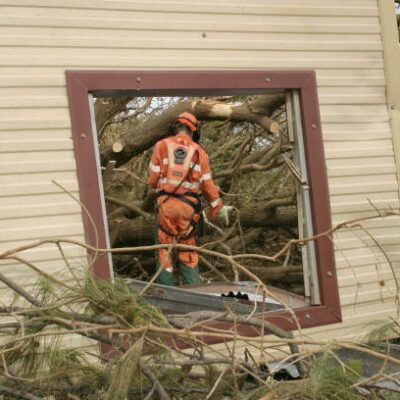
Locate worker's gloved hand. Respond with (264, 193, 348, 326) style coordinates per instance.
(215, 205, 234, 227)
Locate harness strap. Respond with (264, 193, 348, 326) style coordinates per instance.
(156, 191, 202, 239)
(157, 190, 200, 211)
(158, 222, 176, 237)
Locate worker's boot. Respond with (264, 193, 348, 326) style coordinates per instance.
(179, 263, 200, 285)
(156, 268, 175, 286)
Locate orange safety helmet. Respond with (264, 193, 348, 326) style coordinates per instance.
(172, 112, 201, 142)
(172, 112, 198, 132)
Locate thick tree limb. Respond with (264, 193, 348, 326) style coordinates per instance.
(112, 204, 296, 246)
(100, 95, 284, 167)
(0, 270, 42, 307)
(239, 198, 296, 229)
(95, 97, 132, 139)
(101, 100, 192, 166)
(193, 94, 284, 134)
(0, 385, 43, 400)
(140, 361, 171, 400)
(106, 196, 152, 221)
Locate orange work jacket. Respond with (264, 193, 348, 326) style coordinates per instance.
(148, 133, 222, 219)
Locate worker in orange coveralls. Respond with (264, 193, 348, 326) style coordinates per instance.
(147, 112, 231, 286)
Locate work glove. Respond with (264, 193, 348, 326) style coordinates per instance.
(215, 205, 234, 227)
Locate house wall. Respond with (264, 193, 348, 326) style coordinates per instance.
(0, 0, 399, 350)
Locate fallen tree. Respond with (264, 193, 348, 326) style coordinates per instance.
(96, 93, 304, 293)
(0, 210, 399, 399)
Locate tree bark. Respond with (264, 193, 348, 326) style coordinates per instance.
(100, 100, 192, 167)
(95, 97, 132, 139)
(245, 265, 303, 284)
(100, 95, 285, 167)
(111, 201, 296, 247)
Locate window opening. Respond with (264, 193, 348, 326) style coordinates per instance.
(89, 91, 320, 309)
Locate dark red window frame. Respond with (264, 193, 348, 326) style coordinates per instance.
(66, 70, 341, 339)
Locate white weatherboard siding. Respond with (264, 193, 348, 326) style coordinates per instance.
(0, 0, 399, 353)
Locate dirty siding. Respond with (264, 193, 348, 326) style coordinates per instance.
(0, 0, 399, 350)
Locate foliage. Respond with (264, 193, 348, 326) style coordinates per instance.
(0, 258, 399, 399)
(76, 274, 170, 328)
(304, 350, 362, 400)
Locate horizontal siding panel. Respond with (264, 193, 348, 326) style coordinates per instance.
(0, 29, 383, 52)
(331, 211, 400, 226)
(0, 0, 380, 17)
(322, 125, 392, 141)
(331, 189, 399, 208)
(318, 86, 386, 105)
(339, 278, 398, 294)
(337, 263, 395, 283)
(333, 232, 400, 250)
(307, 304, 397, 333)
(327, 163, 396, 178)
(0, 178, 79, 197)
(0, 135, 73, 153)
(316, 148, 394, 159)
(0, 7, 381, 34)
(315, 69, 385, 87)
(0, 213, 83, 230)
(320, 105, 388, 124)
(0, 202, 81, 220)
(331, 215, 400, 230)
(377, 245, 400, 261)
(0, 21, 381, 36)
(339, 284, 397, 306)
(0, 266, 67, 287)
(0, 49, 383, 70)
(327, 159, 397, 175)
(331, 198, 399, 215)
(335, 248, 390, 269)
(0, 214, 84, 243)
(0, 110, 70, 130)
(329, 182, 398, 196)
(0, 257, 86, 283)
(0, 96, 67, 109)
(0, 152, 76, 175)
(336, 260, 395, 273)
(0, 160, 76, 175)
(0, 194, 81, 219)
(335, 253, 397, 272)
(329, 174, 398, 187)
(341, 300, 398, 319)
(0, 241, 86, 262)
(0, 68, 65, 88)
(325, 140, 393, 156)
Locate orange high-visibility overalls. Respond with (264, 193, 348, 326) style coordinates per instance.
(148, 133, 222, 286)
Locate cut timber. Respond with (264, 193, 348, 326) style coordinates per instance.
(112, 140, 124, 153)
(100, 95, 284, 167)
(102, 160, 116, 185)
(245, 265, 303, 285)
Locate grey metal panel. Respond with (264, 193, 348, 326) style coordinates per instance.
(127, 279, 284, 315)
